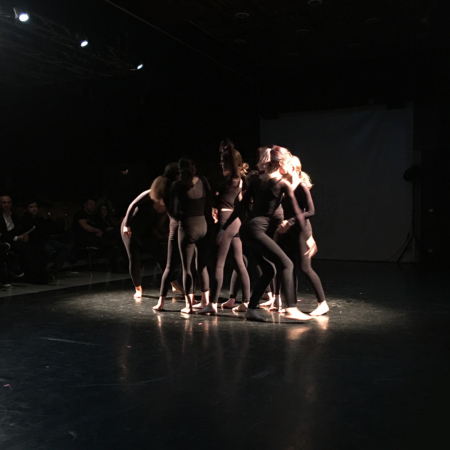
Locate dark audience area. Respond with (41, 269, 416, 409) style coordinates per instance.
(0, 193, 126, 287)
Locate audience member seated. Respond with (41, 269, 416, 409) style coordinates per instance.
(72, 197, 123, 272)
(0, 195, 49, 283)
(20, 200, 72, 277)
(95, 205, 118, 237)
(96, 189, 115, 215)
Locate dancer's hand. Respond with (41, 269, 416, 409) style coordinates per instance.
(304, 236, 317, 257)
(123, 226, 132, 238)
(212, 208, 218, 223)
(276, 220, 291, 234)
(216, 229, 225, 245)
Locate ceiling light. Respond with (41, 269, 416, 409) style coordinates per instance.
(308, 0, 323, 6)
(80, 39, 89, 47)
(235, 13, 249, 19)
(137, 63, 144, 70)
(13, 8, 29, 22)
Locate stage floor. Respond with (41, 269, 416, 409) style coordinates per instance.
(0, 261, 449, 449)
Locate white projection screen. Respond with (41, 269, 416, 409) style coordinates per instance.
(261, 106, 414, 261)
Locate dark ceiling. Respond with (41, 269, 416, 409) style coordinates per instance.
(0, 1, 448, 202)
(0, 0, 448, 87)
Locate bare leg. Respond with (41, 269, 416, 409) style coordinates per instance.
(133, 286, 142, 300)
(221, 298, 236, 309)
(153, 296, 165, 310)
(181, 293, 195, 314)
(309, 300, 329, 316)
(284, 307, 312, 322)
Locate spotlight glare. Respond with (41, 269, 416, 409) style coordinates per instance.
(18, 12, 29, 22)
(80, 40, 89, 47)
(137, 63, 144, 70)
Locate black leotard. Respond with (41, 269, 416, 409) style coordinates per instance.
(121, 190, 169, 288)
(277, 182, 325, 303)
(216, 177, 241, 210)
(210, 176, 250, 304)
(223, 175, 305, 309)
(170, 176, 211, 294)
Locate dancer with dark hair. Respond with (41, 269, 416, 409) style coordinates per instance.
(153, 163, 188, 310)
(275, 156, 329, 315)
(198, 140, 250, 315)
(122, 163, 183, 300)
(218, 146, 311, 322)
(169, 158, 212, 314)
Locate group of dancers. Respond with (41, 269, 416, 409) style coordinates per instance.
(121, 141, 329, 323)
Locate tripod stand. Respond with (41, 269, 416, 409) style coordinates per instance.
(397, 176, 420, 263)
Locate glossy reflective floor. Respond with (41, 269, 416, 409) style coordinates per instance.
(1, 261, 449, 450)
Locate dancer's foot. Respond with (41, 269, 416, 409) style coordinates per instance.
(269, 295, 281, 311)
(221, 298, 236, 309)
(260, 292, 275, 307)
(153, 297, 165, 311)
(197, 303, 218, 315)
(133, 286, 143, 300)
(260, 300, 274, 307)
(310, 301, 329, 316)
(171, 281, 184, 295)
(244, 309, 266, 322)
(193, 301, 207, 309)
(181, 306, 194, 314)
(233, 302, 248, 312)
(284, 307, 312, 322)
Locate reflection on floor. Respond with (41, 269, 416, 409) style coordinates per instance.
(0, 265, 159, 298)
(0, 261, 449, 450)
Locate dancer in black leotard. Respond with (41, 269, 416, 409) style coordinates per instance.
(153, 164, 188, 310)
(218, 146, 311, 322)
(276, 156, 329, 316)
(198, 140, 250, 315)
(169, 158, 212, 314)
(122, 164, 182, 300)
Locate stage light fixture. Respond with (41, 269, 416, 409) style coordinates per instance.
(13, 8, 29, 22)
(137, 63, 144, 70)
(80, 39, 89, 47)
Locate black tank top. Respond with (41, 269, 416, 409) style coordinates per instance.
(216, 177, 241, 210)
(249, 177, 284, 218)
(171, 177, 206, 218)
